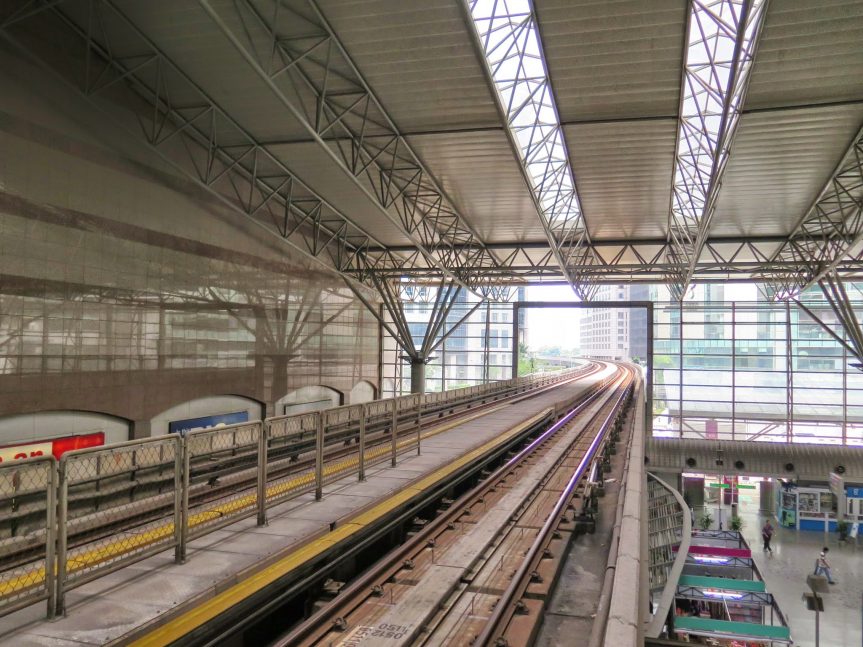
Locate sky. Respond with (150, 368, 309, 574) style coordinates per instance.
(522, 283, 763, 352)
(523, 285, 582, 350)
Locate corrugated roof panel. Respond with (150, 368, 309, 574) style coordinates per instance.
(536, 0, 686, 121)
(711, 105, 863, 238)
(267, 141, 413, 247)
(405, 130, 544, 243)
(747, 0, 863, 109)
(115, 0, 312, 143)
(564, 119, 676, 239)
(316, 0, 500, 132)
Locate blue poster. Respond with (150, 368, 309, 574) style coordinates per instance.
(169, 411, 249, 435)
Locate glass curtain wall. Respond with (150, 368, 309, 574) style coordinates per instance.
(380, 283, 861, 446)
(653, 286, 863, 445)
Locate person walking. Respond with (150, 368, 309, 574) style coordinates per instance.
(815, 547, 836, 584)
(761, 520, 774, 552)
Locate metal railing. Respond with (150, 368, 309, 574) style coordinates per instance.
(183, 421, 264, 546)
(0, 456, 57, 618)
(56, 435, 183, 615)
(0, 364, 596, 619)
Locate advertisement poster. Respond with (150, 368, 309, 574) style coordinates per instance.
(0, 432, 105, 464)
(168, 411, 249, 435)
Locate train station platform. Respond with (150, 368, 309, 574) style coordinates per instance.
(0, 368, 616, 646)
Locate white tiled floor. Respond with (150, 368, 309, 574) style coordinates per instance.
(698, 492, 863, 647)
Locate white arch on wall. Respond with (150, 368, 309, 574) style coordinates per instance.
(276, 386, 343, 417)
(150, 395, 265, 436)
(0, 410, 131, 446)
(349, 380, 377, 404)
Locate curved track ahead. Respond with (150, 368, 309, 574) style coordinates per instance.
(274, 364, 637, 647)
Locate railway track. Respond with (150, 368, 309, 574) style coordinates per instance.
(275, 365, 636, 647)
(0, 363, 606, 606)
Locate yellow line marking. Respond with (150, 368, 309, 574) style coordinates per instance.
(0, 402, 510, 598)
(131, 409, 552, 647)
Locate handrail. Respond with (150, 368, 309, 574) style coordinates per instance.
(645, 472, 693, 638)
(588, 371, 643, 647)
(0, 362, 602, 620)
(477, 368, 634, 645)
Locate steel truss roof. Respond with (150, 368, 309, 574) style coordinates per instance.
(666, 0, 769, 299)
(464, 0, 599, 300)
(194, 0, 509, 295)
(763, 124, 863, 299)
(0, 0, 418, 293)
(2, 0, 863, 299)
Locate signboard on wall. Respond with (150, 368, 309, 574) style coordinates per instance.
(168, 411, 249, 435)
(705, 419, 718, 440)
(829, 471, 846, 520)
(0, 432, 105, 464)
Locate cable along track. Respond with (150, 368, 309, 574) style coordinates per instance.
(278, 365, 635, 647)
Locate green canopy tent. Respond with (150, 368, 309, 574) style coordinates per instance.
(673, 616, 791, 644)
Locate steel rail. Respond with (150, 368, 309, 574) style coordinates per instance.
(274, 365, 629, 647)
(475, 369, 635, 646)
(0, 364, 601, 584)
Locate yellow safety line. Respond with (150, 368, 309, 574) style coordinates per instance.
(0, 402, 509, 598)
(131, 408, 552, 647)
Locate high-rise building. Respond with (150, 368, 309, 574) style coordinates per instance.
(628, 285, 651, 361)
(579, 284, 632, 361)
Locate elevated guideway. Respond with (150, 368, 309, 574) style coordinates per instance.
(0, 364, 619, 646)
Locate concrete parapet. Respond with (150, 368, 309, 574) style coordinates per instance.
(603, 376, 646, 647)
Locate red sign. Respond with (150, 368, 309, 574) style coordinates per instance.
(0, 432, 105, 465)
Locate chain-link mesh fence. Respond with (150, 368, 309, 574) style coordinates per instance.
(57, 435, 181, 613)
(265, 412, 320, 506)
(363, 397, 397, 469)
(0, 457, 56, 618)
(184, 421, 263, 541)
(321, 405, 364, 485)
(0, 364, 596, 620)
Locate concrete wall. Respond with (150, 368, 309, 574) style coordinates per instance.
(149, 395, 265, 437)
(276, 386, 343, 417)
(0, 44, 380, 439)
(349, 380, 376, 404)
(0, 411, 130, 446)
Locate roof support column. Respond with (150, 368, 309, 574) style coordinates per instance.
(347, 278, 483, 394)
(409, 359, 427, 395)
(792, 271, 863, 369)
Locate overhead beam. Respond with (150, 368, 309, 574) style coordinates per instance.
(240, 97, 863, 145)
(195, 0, 505, 299)
(354, 238, 863, 284)
(762, 124, 863, 300)
(0, 0, 421, 295)
(463, 0, 600, 301)
(666, 0, 769, 300)
(373, 234, 791, 254)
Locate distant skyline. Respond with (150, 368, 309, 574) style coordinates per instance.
(523, 283, 764, 354)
